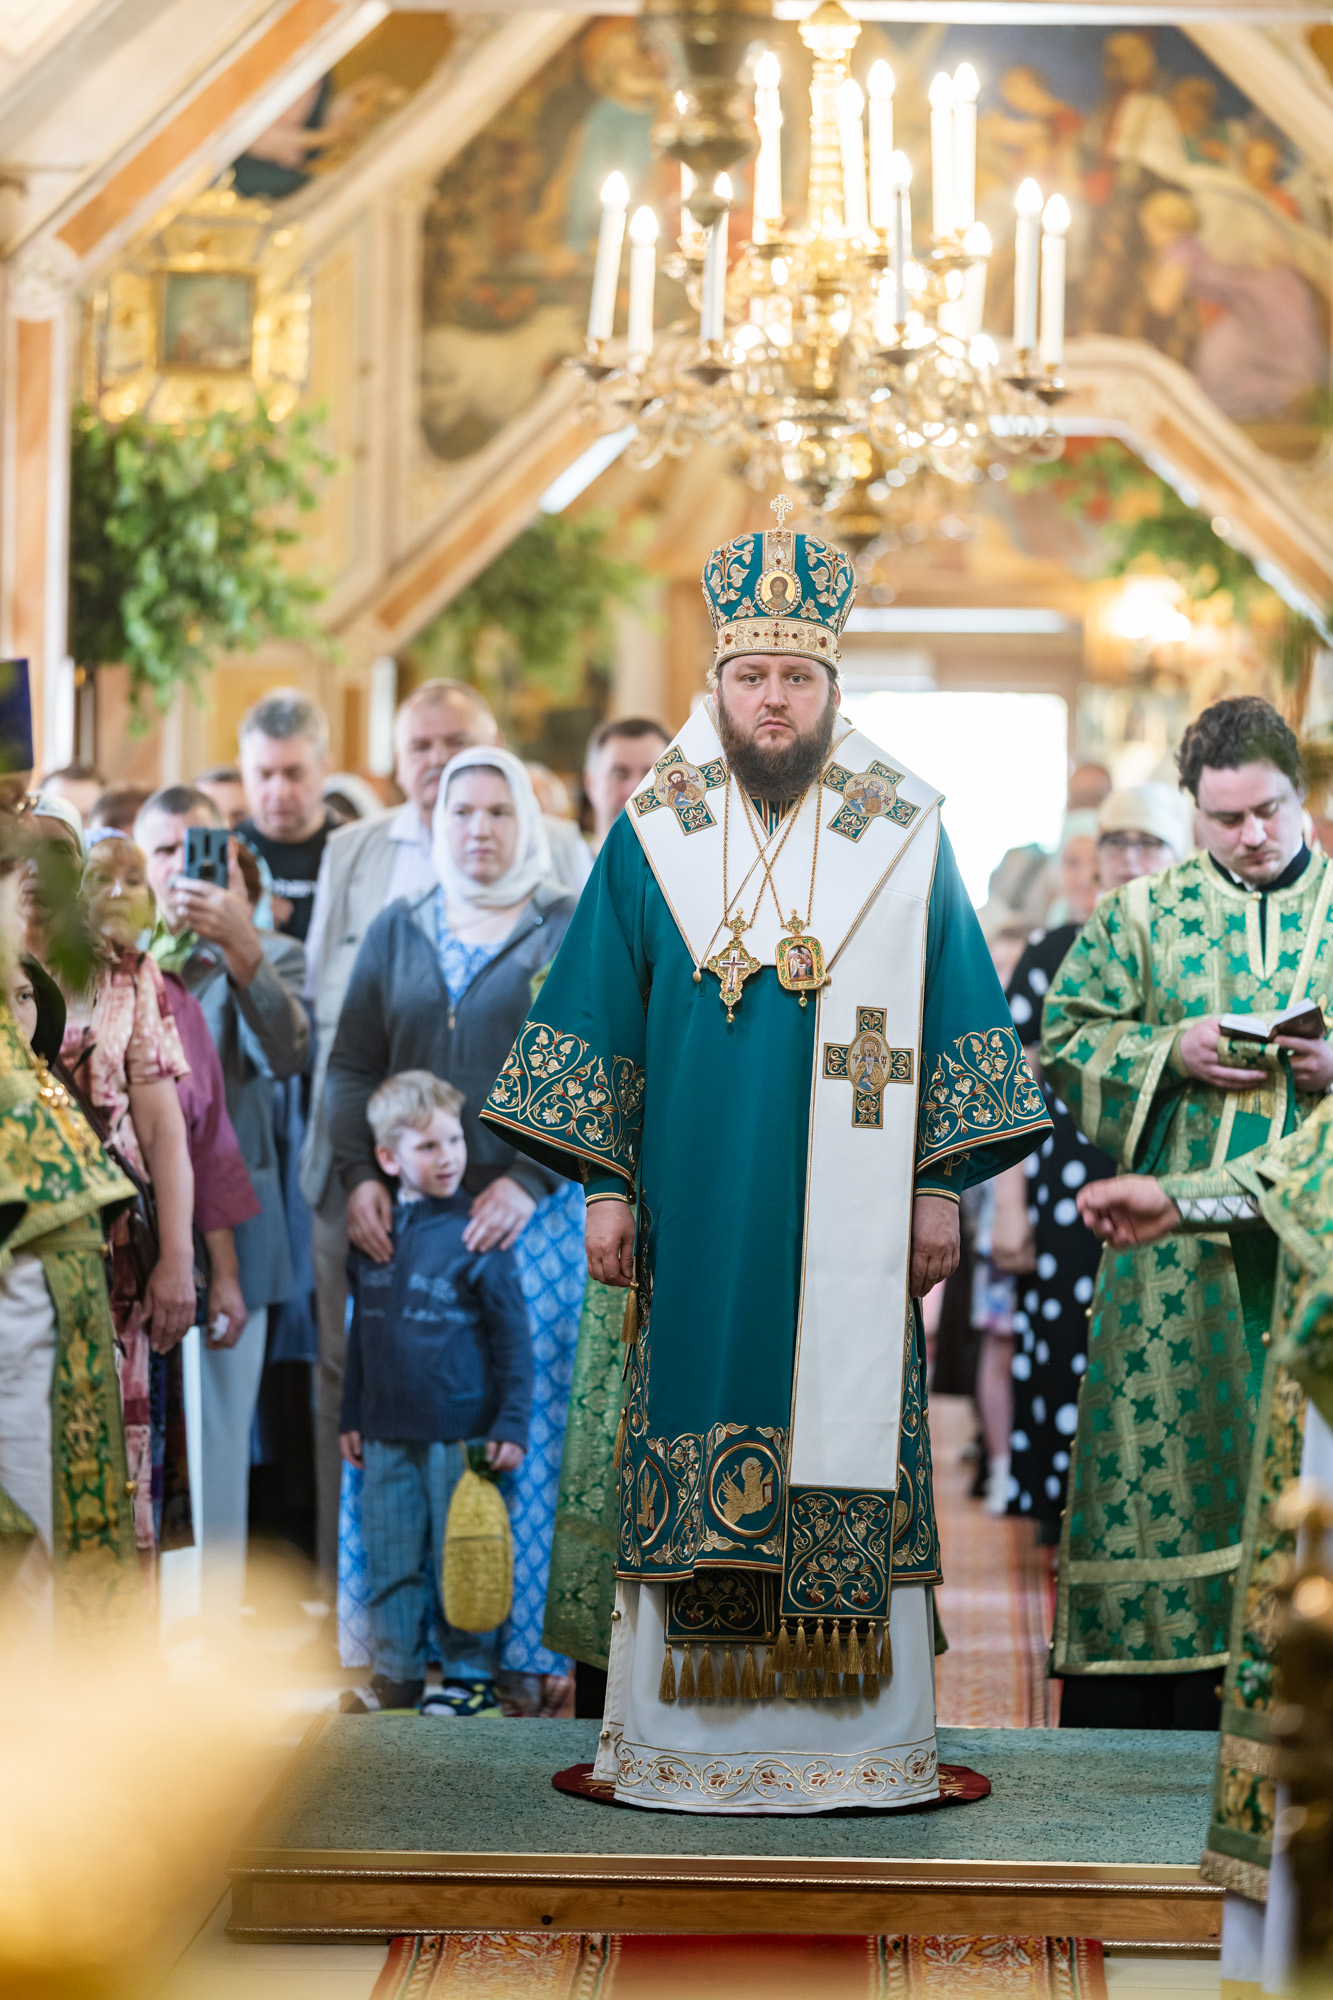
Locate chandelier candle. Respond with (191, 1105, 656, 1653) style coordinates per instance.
(700, 175, 731, 343)
(628, 207, 658, 370)
(929, 72, 954, 240)
(1039, 193, 1070, 370)
(951, 63, 978, 232)
(837, 80, 869, 237)
(962, 220, 990, 336)
(867, 61, 894, 231)
(891, 148, 912, 326)
(1012, 177, 1043, 355)
(588, 171, 628, 343)
(753, 52, 783, 241)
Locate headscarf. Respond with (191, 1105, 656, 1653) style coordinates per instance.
(29, 790, 86, 857)
(431, 745, 553, 911)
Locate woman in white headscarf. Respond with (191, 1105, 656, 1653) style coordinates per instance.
(326, 745, 583, 1716)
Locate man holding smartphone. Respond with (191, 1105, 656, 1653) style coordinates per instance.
(136, 784, 311, 1617)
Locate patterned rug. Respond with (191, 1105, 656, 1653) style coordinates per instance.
(371, 1933, 1107, 1998)
(931, 1396, 1058, 1729)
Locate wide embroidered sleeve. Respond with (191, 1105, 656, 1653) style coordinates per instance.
(482, 817, 648, 1193)
(915, 829, 1049, 1192)
(1039, 885, 1180, 1169)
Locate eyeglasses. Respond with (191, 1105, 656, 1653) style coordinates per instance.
(1098, 831, 1171, 853)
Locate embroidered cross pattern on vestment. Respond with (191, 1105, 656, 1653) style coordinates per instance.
(824, 761, 919, 842)
(823, 1006, 913, 1127)
(633, 748, 727, 834)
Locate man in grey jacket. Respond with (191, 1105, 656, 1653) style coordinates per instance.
(137, 785, 311, 1611)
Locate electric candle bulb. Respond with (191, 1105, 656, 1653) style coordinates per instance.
(890, 148, 912, 326)
(588, 171, 628, 343)
(1012, 177, 1043, 355)
(867, 60, 895, 231)
(701, 173, 732, 344)
(627, 207, 658, 371)
(837, 79, 869, 237)
(928, 71, 954, 240)
(753, 50, 783, 241)
(951, 62, 979, 231)
(1039, 192, 1070, 370)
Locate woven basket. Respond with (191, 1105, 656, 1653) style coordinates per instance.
(442, 1467, 513, 1632)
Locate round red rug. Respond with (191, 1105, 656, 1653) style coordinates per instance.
(552, 1761, 991, 1814)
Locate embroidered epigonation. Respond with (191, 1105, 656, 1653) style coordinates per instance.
(782, 1486, 892, 1621)
(485, 1023, 644, 1181)
(823, 761, 919, 842)
(823, 1006, 913, 1128)
(918, 1026, 1046, 1168)
(632, 748, 727, 836)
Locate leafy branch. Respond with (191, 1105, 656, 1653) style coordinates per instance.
(70, 402, 336, 723)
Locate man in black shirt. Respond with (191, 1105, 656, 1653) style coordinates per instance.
(236, 690, 335, 942)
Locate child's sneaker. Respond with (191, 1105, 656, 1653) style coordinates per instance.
(419, 1679, 502, 1719)
(340, 1673, 424, 1713)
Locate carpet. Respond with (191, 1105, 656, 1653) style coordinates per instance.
(371, 1932, 1108, 1997)
(550, 1760, 993, 1813)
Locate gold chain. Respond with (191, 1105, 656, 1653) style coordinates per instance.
(727, 776, 809, 932)
(739, 783, 821, 936)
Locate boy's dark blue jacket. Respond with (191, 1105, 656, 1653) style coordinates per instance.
(340, 1191, 532, 1447)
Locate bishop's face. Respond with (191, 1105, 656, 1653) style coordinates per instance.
(715, 654, 839, 802)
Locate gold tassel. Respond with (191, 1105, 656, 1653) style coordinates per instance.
(794, 1621, 809, 1674)
(740, 1645, 759, 1701)
(828, 1624, 844, 1680)
(720, 1645, 738, 1699)
(846, 1624, 863, 1675)
(773, 1622, 791, 1675)
(783, 1659, 800, 1700)
(879, 1619, 893, 1680)
(659, 1641, 677, 1703)
(811, 1621, 827, 1676)
(611, 1409, 626, 1473)
(862, 1664, 880, 1700)
(697, 1644, 715, 1699)
(760, 1647, 776, 1700)
(621, 1284, 639, 1345)
(678, 1643, 696, 1699)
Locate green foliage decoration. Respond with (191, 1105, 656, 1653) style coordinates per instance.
(70, 401, 335, 722)
(415, 511, 648, 728)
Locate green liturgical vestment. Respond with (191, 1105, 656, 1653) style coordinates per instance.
(1153, 1097, 1333, 1900)
(1042, 849, 1333, 1679)
(485, 696, 1048, 1813)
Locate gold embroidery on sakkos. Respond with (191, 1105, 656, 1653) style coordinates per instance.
(485, 1023, 644, 1181)
(919, 1026, 1045, 1168)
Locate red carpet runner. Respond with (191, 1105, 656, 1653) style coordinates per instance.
(372, 1932, 1107, 1997)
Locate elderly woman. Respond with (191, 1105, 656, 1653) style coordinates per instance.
(59, 833, 197, 1559)
(326, 747, 580, 1715)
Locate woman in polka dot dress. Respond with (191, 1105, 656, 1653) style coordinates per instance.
(1003, 926, 1115, 1540)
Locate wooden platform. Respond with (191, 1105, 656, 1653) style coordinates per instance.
(228, 1716, 1223, 1949)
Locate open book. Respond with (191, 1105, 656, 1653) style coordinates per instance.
(1218, 1001, 1326, 1046)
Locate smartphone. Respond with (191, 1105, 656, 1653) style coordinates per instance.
(185, 825, 230, 885)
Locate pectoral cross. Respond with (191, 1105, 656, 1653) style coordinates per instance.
(706, 913, 762, 1024)
(822, 1005, 914, 1129)
(771, 493, 794, 528)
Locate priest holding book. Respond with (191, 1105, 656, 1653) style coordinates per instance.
(1042, 696, 1333, 1729)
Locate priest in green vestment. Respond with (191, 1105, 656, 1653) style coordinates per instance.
(483, 503, 1049, 1813)
(1079, 1095, 1333, 1964)
(1042, 697, 1333, 1728)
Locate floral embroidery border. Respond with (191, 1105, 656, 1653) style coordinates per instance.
(485, 1023, 644, 1184)
(611, 1731, 939, 1807)
(918, 1025, 1047, 1170)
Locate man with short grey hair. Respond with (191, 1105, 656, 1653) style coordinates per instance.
(236, 688, 333, 943)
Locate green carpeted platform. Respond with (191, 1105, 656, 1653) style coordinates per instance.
(229, 1718, 1223, 1948)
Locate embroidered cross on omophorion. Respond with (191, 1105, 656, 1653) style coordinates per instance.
(633, 747, 727, 835)
(823, 1007, 913, 1128)
(823, 761, 919, 843)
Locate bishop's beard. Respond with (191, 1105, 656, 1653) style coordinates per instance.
(715, 677, 838, 803)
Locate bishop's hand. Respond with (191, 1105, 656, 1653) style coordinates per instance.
(909, 1194, 960, 1298)
(1077, 1175, 1180, 1246)
(587, 1197, 635, 1287)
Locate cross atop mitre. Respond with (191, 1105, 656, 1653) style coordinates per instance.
(771, 494, 793, 528)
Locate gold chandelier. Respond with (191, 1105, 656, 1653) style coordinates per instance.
(577, 0, 1070, 515)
